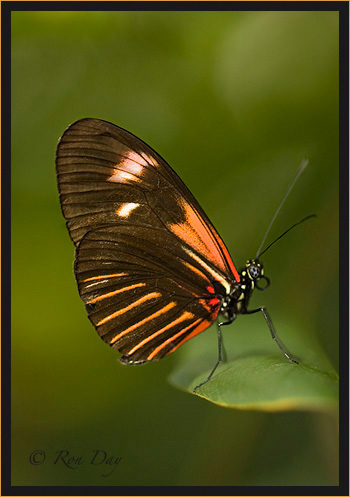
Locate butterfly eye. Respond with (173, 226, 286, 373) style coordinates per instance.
(248, 264, 261, 279)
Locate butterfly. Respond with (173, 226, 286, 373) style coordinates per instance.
(56, 118, 301, 392)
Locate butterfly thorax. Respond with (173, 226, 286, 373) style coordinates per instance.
(221, 260, 268, 322)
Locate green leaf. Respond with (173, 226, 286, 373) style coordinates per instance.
(169, 317, 339, 412)
(170, 355, 338, 412)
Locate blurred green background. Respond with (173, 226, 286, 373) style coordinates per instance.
(12, 10, 339, 486)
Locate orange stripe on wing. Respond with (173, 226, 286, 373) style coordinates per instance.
(168, 196, 240, 283)
(183, 261, 210, 285)
(83, 273, 127, 282)
(110, 301, 176, 344)
(147, 318, 202, 360)
(87, 282, 146, 304)
(127, 310, 195, 356)
(169, 199, 226, 272)
(97, 292, 161, 326)
(166, 319, 212, 356)
(184, 248, 231, 294)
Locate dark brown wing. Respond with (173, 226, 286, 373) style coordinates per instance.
(56, 118, 238, 363)
(56, 118, 240, 282)
(75, 225, 221, 363)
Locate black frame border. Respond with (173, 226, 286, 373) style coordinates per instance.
(2, 1, 349, 496)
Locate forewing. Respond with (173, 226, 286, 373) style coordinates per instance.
(75, 225, 222, 363)
(56, 118, 239, 282)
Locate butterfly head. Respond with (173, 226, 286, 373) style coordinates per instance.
(245, 260, 270, 291)
(246, 259, 263, 279)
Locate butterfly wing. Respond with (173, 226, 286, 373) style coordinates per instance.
(75, 225, 223, 363)
(56, 118, 239, 363)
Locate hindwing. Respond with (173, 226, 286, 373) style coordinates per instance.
(75, 225, 224, 363)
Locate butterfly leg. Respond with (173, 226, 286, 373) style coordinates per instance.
(245, 306, 298, 364)
(193, 316, 234, 393)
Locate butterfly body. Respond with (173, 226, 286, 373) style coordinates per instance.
(56, 118, 294, 384)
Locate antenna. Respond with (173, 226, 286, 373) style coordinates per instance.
(258, 214, 316, 258)
(255, 159, 309, 259)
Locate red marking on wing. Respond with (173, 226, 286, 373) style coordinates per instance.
(199, 298, 220, 316)
(208, 298, 220, 306)
(206, 286, 215, 294)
